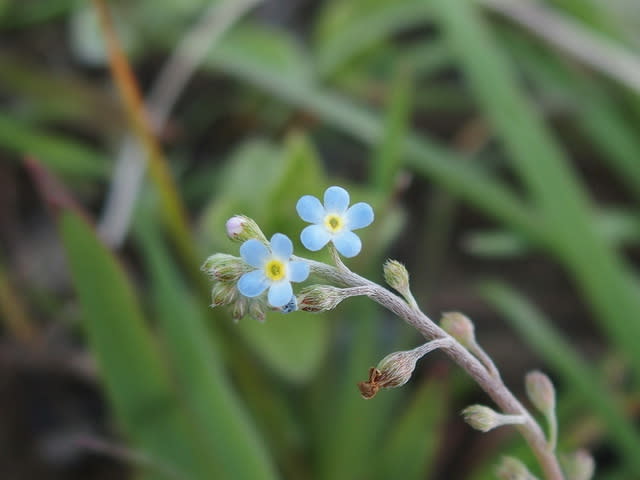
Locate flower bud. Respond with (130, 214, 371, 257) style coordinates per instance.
(462, 405, 526, 432)
(496, 456, 537, 480)
(210, 282, 238, 307)
(249, 301, 266, 323)
(232, 297, 248, 322)
(358, 339, 448, 399)
(525, 371, 556, 415)
(561, 450, 595, 480)
(225, 215, 267, 244)
(358, 350, 419, 399)
(202, 253, 250, 282)
(440, 312, 475, 346)
(383, 259, 410, 294)
(297, 285, 349, 313)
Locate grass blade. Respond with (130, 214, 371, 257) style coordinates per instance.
(58, 211, 215, 479)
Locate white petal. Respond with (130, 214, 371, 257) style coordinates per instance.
(239, 239, 269, 268)
(296, 195, 325, 223)
(333, 231, 362, 258)
(288, 261, 309, 283)
(324, 186, 350, 213)
(301, 224, 331, 251)
(268, 281, 293, 307)
(237, 270, 269, 297)
(345, 202, 374, 230)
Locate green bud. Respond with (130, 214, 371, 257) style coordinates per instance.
(202, 253, 250, 282)
(441, 312, 475, 346)
(225, 215, 267, 244)
(210, 282, 237, 307)
(496, 457, 538, 480)
(525, 371, 556, 415)
(561, 450, 595, 480)
(462, 405, 526, 433)
(297, 285, 349, 313)
(383, 259, 410, 294)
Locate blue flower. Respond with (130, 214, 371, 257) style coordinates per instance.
(237, 233, 309, 307)
(296, 186, 374, 257)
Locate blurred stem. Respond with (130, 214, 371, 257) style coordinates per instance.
(92, 0, 197, 271)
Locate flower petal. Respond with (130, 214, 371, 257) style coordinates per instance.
(333, 231, 362, 258)
(240, 239, 269, 268)
(301, 224, 331, 251)
(237, 270, 269, 297)
(324, 186, 350, 213)
(288, 261, 309, 283)
(345, 202, 374, 230)
(270, 233, 293, 259)
(296, 195, 325, 223)
(268, 281, 293, 307)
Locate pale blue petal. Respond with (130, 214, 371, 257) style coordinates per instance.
(296, 195, 325, 223)
(270, 233, 293, 259)
(268, 281, 293, 307)
(333, 231, 362, 258)
(324, 186, 350, 213)
(240, 239, 269, 268)
(301, 224, 331, 251)
(237, 270, 269, 297)
(345, 202, 374, 230)
(288, 261, 309, 283)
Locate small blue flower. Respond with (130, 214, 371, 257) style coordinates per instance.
(296, 186, 374, 257)
(237, 233, 310, 307)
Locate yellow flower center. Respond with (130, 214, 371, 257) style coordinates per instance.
(324, 214, 344, 233)
(265, 259, 286, 281)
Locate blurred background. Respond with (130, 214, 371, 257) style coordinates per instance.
(1, 0, 640, 478)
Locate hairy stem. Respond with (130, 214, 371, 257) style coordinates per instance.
(304, 257, 564, 480)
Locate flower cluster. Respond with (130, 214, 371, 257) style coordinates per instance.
(202, 186, 374, 321)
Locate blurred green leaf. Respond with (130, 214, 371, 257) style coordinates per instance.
(58, 211, 215, 479)
(370, 66, 413, 195)
(313, 0, 431, 77)
(0, 113, 109, 179)
(432, 0, 640, 381)
(373, 377, 448, 480)
(479, 280, 640, 475)
(136, 216, 279, 480)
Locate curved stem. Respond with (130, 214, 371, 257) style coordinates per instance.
(303, 257, 564, 480)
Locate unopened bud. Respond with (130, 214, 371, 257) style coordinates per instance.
(225, 215, 267, 244)
(496, 456, 537, 480)
(462, 405, 526, 433)
(297, 285, 355, 313)
(441, 312, 475, 346)
(232, 297, 248, 322)
(525, 371, 556, 415)
(561, 450, 595, 480)
(383, 259, 410, 293)
(202, 253, 250, 282)
(358, 339, 448, 399)
(249, 301, 266, 323)
(210, 282, 238, 307)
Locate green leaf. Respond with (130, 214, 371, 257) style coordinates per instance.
(373, 378, 448, 480)
(370, 66, 413, 195)
(0, 113, 109, 179)
(313, 0, 431, 77)
(136, 217, 279, 480)
(58, 211, 215, 479)
(431, 0, 640, 382)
